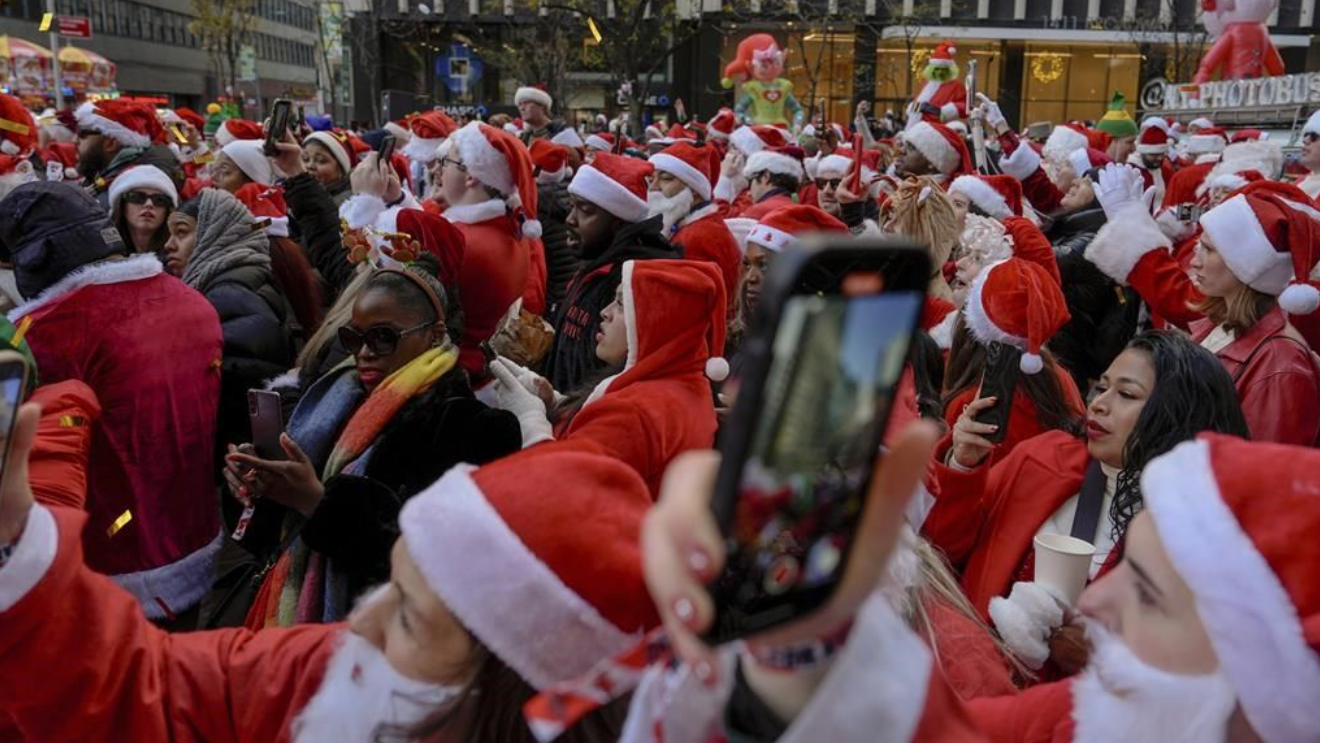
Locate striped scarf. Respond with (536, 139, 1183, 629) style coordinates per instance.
(248, 345, 458, 628)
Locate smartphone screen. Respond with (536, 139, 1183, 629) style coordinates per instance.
(265, 99, 292, 154)
(378, 134, 397, 162)
(706, 245, 927, 643)
(0, 357, 28, 485)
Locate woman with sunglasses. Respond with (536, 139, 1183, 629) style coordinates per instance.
(222, 252, 520, 628)
(108, 165, 178, 257)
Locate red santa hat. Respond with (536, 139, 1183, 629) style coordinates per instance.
(707, 108, 737, 140)
(963, 257, 1070, 374)
(746, 204, 849, 253)
(213, 118, 264, 147)
(232, 183, 290, 237)
(656, 122, 696, 145)
(1231, 128, 1266, 143)
(1188, 126, 1229, 157)
(0, 94, 37, 174)
(74, 100, 163, 149)
(220, 139, 275, 186)
(730, 124, 789, 156)
(402, 111, 458, 163)
(448, 121, 542, 238)
(107, 165, 179, 218)
(40, 141, 78, 182)
(644, 123, 666, 143)
(529, 138, 570, 185)
(949, 174, 1023, 220)
(1041, 123, 1092, 161)
(173, 107, 206, 131)
(1205, 168, 1264, 195)
(568, 151, 653, 223)
(398, 447, 659, 691)
(391, 208, 466, 284)
(928, 39, 957, 68)
(743, 144, 806, 183)
(514, 84, 553, 111)
(724, 216, 758, 255)
(304, 129, 368, 178)
(550, 127, 585, 150)
(651, 141, 715, 201)
(1136, 125, 1170, 155)
(585, 132, 616, 153)
(1141, 433, 1320, 743)
(1140, 116, 1171, 135)
(817, 146, 884, 197)
(1188, 116, 1215, 131)
(1197, 186, 1320, 314)
(904, 120, 973, 178)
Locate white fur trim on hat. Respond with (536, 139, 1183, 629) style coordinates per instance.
(746, 223, 797, 253)
(1043, 126, 1089, 162)
(400, 466, 634, 691)
(551, 127, 585, 149)
(651, 152, 712, 201)
(950, 175, 1011, 219)
(1188, 117, 1214, 130)
(585, 134, 612, 152)
(816, 154, 852, 178)
(515, 87, 553, 110)
(742, 150, 803, 181)
(568, 163, 649, 222)
(1084, 202, 1171, 285)
(401, 135, 444, 164)
(1136, 142, 1169, 155)
(74, 101, 150, 149)
(107, 166, 179, 217)
(729, 126, 767, 155)
(904, 122, 958, 176)
(1000, 143, 1041, 182)
(450, 122, 514, 195)
(220, 140, 274, 186)
(1187, 134, 1226, 155)
(725, 217, 757, 254)
(1067, 149, 1093, 179)
(963, 259, 1026, 352)
(1305, 110, 1320, 137)
(304, 131, 352, 176)
(1143, 439, 1320, 743)
(1198, 194, 1294, 296)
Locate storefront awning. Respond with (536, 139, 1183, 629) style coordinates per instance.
(880, 25, 1311, 48)
(57, 45, 116, 92)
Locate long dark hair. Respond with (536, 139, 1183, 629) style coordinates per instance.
(1107, 330, 1250, 538)
(552, 361, 625, 429)
(942, 314, 1082, 435)
(115, 201, 171, 255)
(910, 331, 945, 421)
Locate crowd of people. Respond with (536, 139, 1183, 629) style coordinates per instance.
(0, 75, 1315, 743)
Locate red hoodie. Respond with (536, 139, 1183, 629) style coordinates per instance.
(562, 259, 725, 497)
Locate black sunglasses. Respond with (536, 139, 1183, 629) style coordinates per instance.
(123, 190, 173, 208)
(338, 322, 432, 356)
(816, 177, 843, 190)
(440, 156, 467, 172)
(1305, 132, 1319, 144)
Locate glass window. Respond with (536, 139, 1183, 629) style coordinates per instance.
(1021, 42, 1141, 127)
(873, 38, 1003, 124)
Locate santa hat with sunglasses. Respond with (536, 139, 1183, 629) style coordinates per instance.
(108, 165, 179, 219)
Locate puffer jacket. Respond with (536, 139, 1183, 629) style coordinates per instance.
(1048, 206, 1138, 393)
(537, 178, 579, 315)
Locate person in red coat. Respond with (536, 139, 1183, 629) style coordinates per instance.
(0, 181, 223, 624)
(437, 122, 542, 375)
(0, 431, 659, 742)
(492, 259, 726, 498)
(909, 40, 968, 122)
(1084, 168, 1320, 445)
(648, 141, 742, 301)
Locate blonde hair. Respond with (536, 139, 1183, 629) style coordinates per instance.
(888, 176, 959, 300)
(1192, 282, 1275, 335)
(296, 267, 373, 370)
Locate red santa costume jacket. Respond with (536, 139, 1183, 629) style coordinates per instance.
(560, 260, 721, 498)
(670, 202, 742, 304)
(924, 431, 1116, 619)
(29, 380, 101, 511)
(440, 199, 535, 375)
(10, 254, 223, 620)
(0, 506, 337, 742)
(1193, 21, 1285, 82)
(997, 135, 1065, 215)
(915, 79, 969, 121)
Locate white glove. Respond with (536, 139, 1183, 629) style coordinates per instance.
(1094, 163, 1151, 220)
(489, 358, 554, 448)
(495, 356, 564, 409)
(987, 581, 1069, 670)
(974, 93, 1006, 130)
(1155, 207, 1196, 242)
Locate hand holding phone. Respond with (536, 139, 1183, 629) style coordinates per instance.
(0, 351, 35, 545)
(265, 99, 292, 157)
(377, 134, 397, 163)
(972, 340, 1021, 445)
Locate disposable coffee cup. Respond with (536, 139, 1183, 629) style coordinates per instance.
(1033, 534, 1096, 605)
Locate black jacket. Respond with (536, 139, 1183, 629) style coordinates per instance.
(545, 215, 679, 391)
(1048, 206, 1139, 392)
(537, 178, 579, 315)
(283, 173, 354, 299)
(205, 263, 295, 449)
(299, 372, 521, 599)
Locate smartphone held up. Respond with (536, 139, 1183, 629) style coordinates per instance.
(0, 351, 30, 488)
(704, 239, 929, 644)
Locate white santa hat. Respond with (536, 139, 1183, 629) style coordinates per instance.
(107, 165, 179, 218)
(448, 121, 542, 238)
(220, 139, 275, 187)
(1187, 127, 1229, 157)
(1197, 188, 1320, 314)
(304, 131, 359, 178)
(584, 132, 615, 153)
(1140, 434, 1320, 743)
(729, 124, 788, 156)
(707, 108, 737, 140)
(1305, 109, 1320, 138)
(212, 118, 264, 148)
(1140, 116, 1172, 135)
(746, 204, 849, 254)
(904, 120, 973, 177)
(550, 127, 585, 149)
(742, 144, 805, 183)
(1187, 116, 1215, 131)
(568, 151, 653, 223)
(399, 447, 659, 691)
(817, 147, 884, 198)
(1042, 123, 1092, 163)
(514, 85, 553, 111)
(651, 141, 715, 202)
(963, 257, 1070, 374)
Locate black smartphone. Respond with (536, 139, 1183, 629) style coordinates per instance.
(378, 134, 397, 163)
(705, 239, 930, 644)
(265, 98, 292, 156)
(248, 389, 285, 461)
(973, 341, 1021, 444)
(0, 350, 30, 487)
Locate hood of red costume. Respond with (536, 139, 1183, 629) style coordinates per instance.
(609, 259, 727, 393)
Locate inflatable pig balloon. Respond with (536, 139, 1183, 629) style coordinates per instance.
(1193, 0, 1285, 82)
(722, 34, 804, 130)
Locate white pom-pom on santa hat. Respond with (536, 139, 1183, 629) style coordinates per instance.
(1280, 282, 1320, 315)
(705, 356, 730, 382)
(1019, 353, 1044, 375)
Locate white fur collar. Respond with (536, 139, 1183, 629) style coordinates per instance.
(678, 202, 721, 229)
(929, 308, 959, 350)
(443, 198, 507, 225)
(10, 253, 164, 322)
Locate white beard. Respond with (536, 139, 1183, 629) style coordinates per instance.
(0, 168, 37, 202)
(1071, 621, 1237, 743)
(648, 187, 695, 234)
(291, 630, 464, 743)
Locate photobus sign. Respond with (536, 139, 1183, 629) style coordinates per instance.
(1154, 73, 1320, 111)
